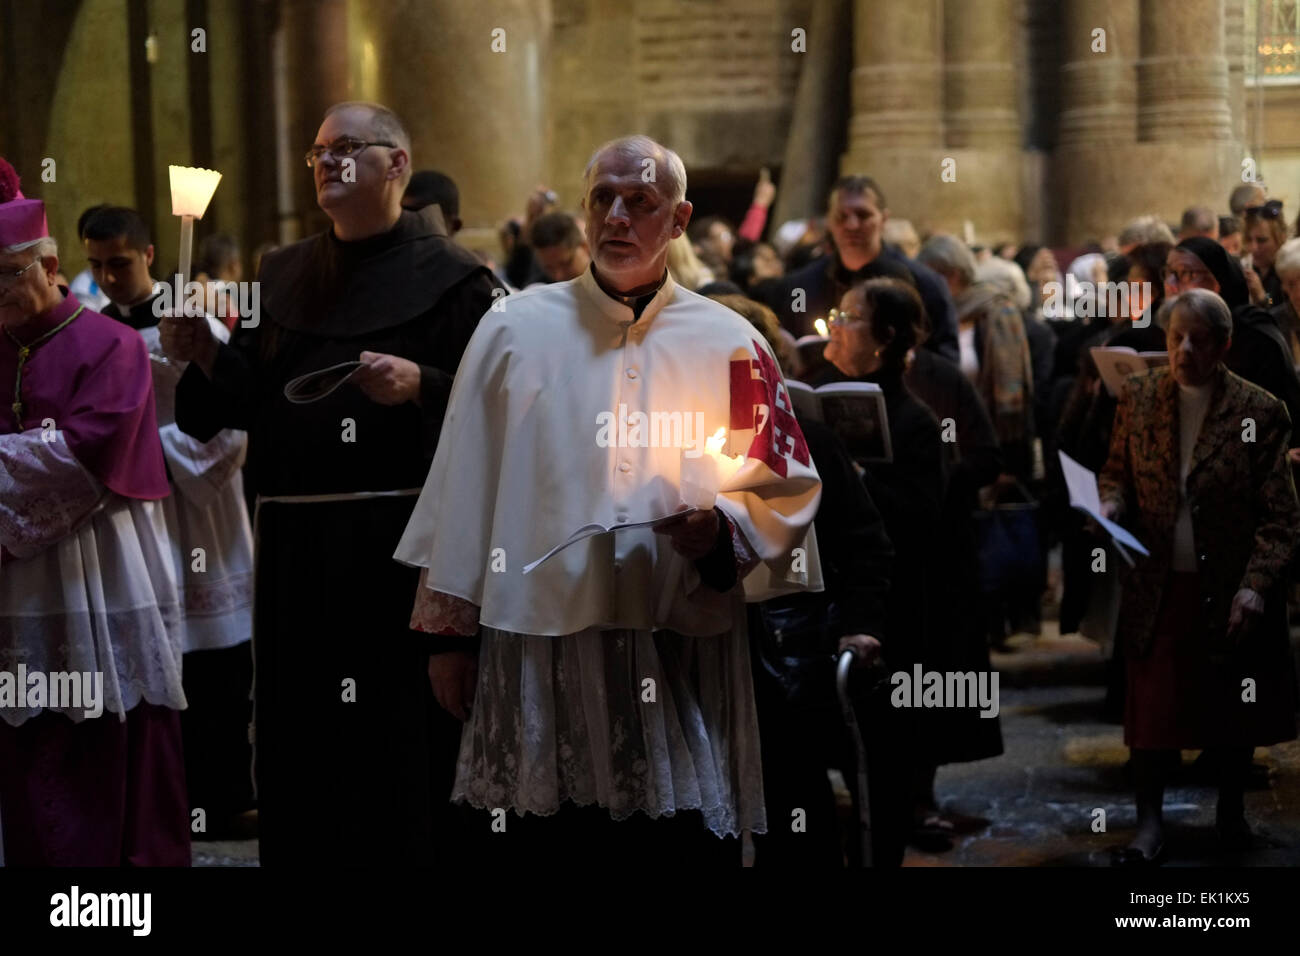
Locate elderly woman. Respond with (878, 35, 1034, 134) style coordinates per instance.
(1270, 237, 1300, 365)
(1099, 288, 1300, 865)
(919, 235, 1035, 480)
(815, 278, 951, 850)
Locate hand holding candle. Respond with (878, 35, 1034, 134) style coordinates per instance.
(679, 427, 745, 510)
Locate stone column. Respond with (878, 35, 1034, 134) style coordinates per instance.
(1137, 0, 1232, 142)
(844, 0, 943, 152)
(840, 0, 945, 232)
(1057, 0, 1139, 147)
(354, 0, 551, 248)
(773, 0, 852, 225)
(940, 0, 1023, 242)
(280, 0, 350, 238)
(1052, 0, 1241, 244)
(944, 0, 1019, 149)
(1224, 0, 1247, 144)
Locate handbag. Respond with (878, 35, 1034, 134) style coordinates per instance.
(972, 478, 1043, 598)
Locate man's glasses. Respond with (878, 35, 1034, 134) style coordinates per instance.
(0, 258, 41, 286)
(827, 308, 864, 327)
(304, 137, 396, 168)
(1161, 267, 1211, 286)
(1245, 199, 1284, 220)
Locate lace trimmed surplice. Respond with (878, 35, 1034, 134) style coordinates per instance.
(0, 430, 185, 727)
(410, 519, 767, 837)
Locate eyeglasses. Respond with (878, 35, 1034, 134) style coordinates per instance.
(827, 308, 864, 327)
(304, 137, 396, 168)
(1245, 200, 1285, 220)
(0, 258, 41, 286)
(1161, 267, 1211, 286)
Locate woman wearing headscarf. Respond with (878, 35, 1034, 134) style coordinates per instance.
(1100, 289, 1300, 865)
(1165, 237, 1300, 452)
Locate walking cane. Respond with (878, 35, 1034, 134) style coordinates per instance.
(836, 648, 873, 867)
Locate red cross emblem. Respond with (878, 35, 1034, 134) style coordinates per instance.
(729, 345, 810, 478)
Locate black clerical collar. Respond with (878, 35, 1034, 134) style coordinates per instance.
(590, 267, 668, 320)
(104, 290, 164, 330)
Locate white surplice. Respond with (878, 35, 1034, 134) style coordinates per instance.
(397, 268, 823, 836)
(0, 431, 185, 726)
(139, 320, 253, 654)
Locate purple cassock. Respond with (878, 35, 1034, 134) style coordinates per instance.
(0, 290, 189, 866)
(0, 291, 168, 498)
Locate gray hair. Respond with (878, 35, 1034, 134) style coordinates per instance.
(323, 101, 412, 187)
(1275, 237, 1300, 280)
(583, 135, 687, 206)
(1158, 288, 1233, 345)
(1119, 215, 1176, 248)
(976, 255, 1032, 310)
(917, 234, 977, 286)
(1180, 205, 1217, 235)
(2, 235, 57, 259)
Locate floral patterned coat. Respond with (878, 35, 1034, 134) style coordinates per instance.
(1099, 365, 1300, 659)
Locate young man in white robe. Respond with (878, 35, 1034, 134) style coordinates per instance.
(84, 206, 255, 833)
(396, 135, 823, 864)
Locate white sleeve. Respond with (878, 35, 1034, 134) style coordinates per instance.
(0, 429, 106, 560)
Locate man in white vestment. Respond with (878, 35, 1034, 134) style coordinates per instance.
(396, 135, 822, 865)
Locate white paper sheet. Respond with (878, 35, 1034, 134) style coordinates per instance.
(1058, 450, 1149, 559)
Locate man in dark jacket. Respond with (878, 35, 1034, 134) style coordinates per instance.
(758, 175, 959, 362)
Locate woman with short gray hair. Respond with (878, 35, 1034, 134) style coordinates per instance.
(1098, 287, 1300, 865)
(1271, 237, 1300, 365)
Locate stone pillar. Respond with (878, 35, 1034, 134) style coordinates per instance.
(844, 0, 943, 152)
(280, 0, 350, 238)
(939, 0, 1023, 242)
(354, 0, 551, 249)
(1051, 0, 1241, 244)
(1138, 0, 1232, 142)
(1224, 0, 1247, 144)
(944, 0, 1019, 149)
(773, 0, 852, 225)
(840, 0, 945, 232)
(1057, 0, 1139, 147)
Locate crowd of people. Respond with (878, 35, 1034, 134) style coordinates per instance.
(1, 97, 1298, 868)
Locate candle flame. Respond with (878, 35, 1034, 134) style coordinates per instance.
(813, 317, 828, 337)
(705, 426, 727, 457)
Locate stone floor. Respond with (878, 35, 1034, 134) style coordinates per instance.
(904, 627, 1300, 867)
(194, 624, 1300, 868)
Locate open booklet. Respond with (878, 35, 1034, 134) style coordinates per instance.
(1058, 450, 1149, 567)
(522, 507, 699, 575)
(1090, 346, 1168, 397)
(283, 361, 367, 404)
(785, 379, 893, 463)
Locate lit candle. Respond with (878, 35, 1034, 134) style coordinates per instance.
(680, 427, 745, 509)
(813, 317, 828, 337)
(167, 165, 222, 311)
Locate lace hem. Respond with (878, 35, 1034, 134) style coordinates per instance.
(411, 568, 479, 635)
(0, 430, 104, 559)
(450, 624, 766, 838)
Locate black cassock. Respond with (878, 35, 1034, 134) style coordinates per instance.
(175, 206, 500, 865)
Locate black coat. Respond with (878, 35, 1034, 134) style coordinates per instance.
(810, 365, 947, 672)
(760, 249, 959, 362)
(904, 349, 1005, 763)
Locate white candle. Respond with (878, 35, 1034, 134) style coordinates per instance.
(680, 427, 744, 509)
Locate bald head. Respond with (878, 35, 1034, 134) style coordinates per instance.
(583, 135, 687, 206)
(581, 135, 692, 293)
